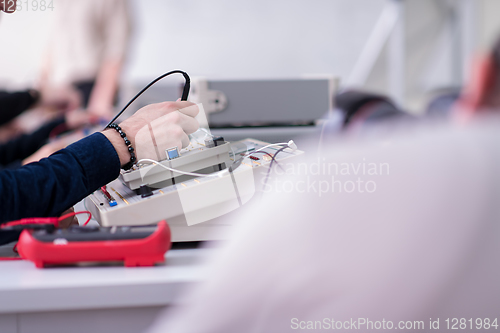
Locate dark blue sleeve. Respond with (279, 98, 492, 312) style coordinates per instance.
(0, 132, 121, 224)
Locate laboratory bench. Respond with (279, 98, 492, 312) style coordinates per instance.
(0, 242, 218, 333)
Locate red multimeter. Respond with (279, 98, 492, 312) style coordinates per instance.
(17, 221, 171, 268)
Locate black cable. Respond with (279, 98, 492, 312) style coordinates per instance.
(104, 70, 190, 129)
(245, 150, 284, 172)
(228, 147, 285, 176)
(261, 146, 288, 191)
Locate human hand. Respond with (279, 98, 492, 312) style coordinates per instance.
(21, 131, 84, 165)
(39, 86, 82, 112)
(59, 207, 79, 228)
(65, 109, 100, 130)
(22, 140, 67, 165)
(87, 103, 114, 121)
(102, 101, 199, 166)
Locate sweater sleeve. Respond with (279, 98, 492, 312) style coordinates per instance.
(0, 132, 121, 224)
(0, 90, 38, 126)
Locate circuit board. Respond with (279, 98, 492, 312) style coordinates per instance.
(120, 139, 232, 190)
(84, 138, 303, 241)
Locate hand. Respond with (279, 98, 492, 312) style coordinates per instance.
(59, 207, 79, 228)
(65, 109, 99, 130)
(22, 140, 67, 165)
(102, 101, 199, 166)
(87, 103, 114, 121)
(39, 86, 82, 112)
(22, 132, 85, 165)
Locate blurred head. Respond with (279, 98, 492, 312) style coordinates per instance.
(458, 35, 500, 115)
(0, 0, 17, 13)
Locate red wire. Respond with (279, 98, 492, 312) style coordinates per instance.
(1, 211, 92, 229)
(0, 211, 93, 262)
(2, 217, 59, 228)
(82, 212, 92, 226)
(58, 210, 92, 226)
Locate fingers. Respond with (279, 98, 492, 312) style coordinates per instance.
(59, 207, 79, 228)
(175, 111, 200, 134)
(156, 101, 199, 117)
(177, 103, 199, 118)
(119, 100, 200, 161)
(179, 131, 191, 149)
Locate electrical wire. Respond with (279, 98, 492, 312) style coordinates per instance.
(82, 198, 96, 225)
(58, 211, 92, 225)
(138, 146, 284, 180)
(1, 211, 92, 230)
(137, 159, 226, 178)
(247, 150, 284, 172)
(245, 150, 274, 159)
(104, 70, 191, 129)
(0, 211, 92, 261)
(1, 217, 59, 229)
(249, 142, 290, 155)
(138, 141, 295, 180)
(262, 146, 288, 191)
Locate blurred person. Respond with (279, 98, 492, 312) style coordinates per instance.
(335, 90, 413, 130)
(318, 90, 415, 146)
(147, 115, 500, 333)
(0, 88, 80, 127)
(40, 0, 132, 119)
(0, 108, 92, 170)
(0, 86, 91, 170)
(456, 35, 500, 117)
(0, 4, 199, 245)
(0, 86, 82, 142)
(426, 35, 500, 119)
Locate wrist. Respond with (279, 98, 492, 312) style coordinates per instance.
(103, 123, 137, 169)
(102, 129, 132, 167)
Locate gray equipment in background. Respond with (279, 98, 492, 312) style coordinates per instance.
(121, 77, 337, 144)
(190, 77, 337, 144)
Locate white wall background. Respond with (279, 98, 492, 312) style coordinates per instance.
(125, 0, 385, 82)
(0, 0, 500, 111)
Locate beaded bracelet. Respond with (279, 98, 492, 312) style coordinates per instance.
(107, 123, 136, 170)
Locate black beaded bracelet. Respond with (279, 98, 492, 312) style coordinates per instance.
(107, 123, 136, 170)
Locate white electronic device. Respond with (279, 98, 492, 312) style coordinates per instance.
(84, 138, 303, 242)
(121, 139, 232, 191)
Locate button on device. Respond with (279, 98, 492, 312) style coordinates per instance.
(165, 147, 180, 160)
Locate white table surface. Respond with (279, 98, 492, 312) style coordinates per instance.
(0, 246, 217, 314)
